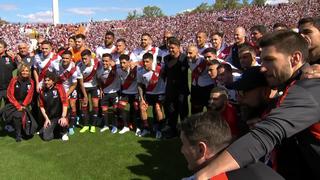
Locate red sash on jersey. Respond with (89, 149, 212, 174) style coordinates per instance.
(218, 46, 231, 60)
(83, 58, 99, 82)
(39, 51, 64, 82)
(122, 66, 137, 90)
(191, 59, 209, 85)
(210, 173, 228, 180)
(100, 66, 116, 90)
(57, 66, 77, 84)
(146, 65, 161, 92)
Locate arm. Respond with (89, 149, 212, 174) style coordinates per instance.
(22, 80, 35, 107)
(66, 81, 77, 97)
(56, 84, 69, 127)
(7, 78, 22, 110)
(39, 92, 50, 128)
(33, 69, 40, 93)
(137, 83, 147, 107)
(78, 78, 88, 106)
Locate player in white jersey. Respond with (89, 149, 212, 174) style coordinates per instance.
(137, 53, 166, 139)
(77, 49, 101, 133)
(33, 40, 61, 92)
(112, 38, 130, 65)
(96, 31, 116, 60)
(130, 33, 159, 70)
(187, 45, 215, 114)
(96, 53, 121, 134)
(50, 50, 79, 135)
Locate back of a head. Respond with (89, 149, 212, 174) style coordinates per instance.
(180, 111, 232, 153)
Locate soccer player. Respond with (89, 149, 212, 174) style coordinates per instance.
(112, 38, 129, 64)
(196, 32, 211, 54)
(96, 31, 116, 60)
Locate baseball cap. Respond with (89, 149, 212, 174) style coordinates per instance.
(228, 66, 268, 91)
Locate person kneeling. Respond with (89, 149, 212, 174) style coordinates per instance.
(180, 111, 284, 180)
(39, 72, 69, 141)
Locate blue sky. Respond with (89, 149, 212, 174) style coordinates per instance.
(0, 0, 216, 23)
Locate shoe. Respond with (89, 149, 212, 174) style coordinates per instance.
(156, 131, 162, 139)
(62, 134, 69, 141)
(140, 129, 150, 137)
(5, 125, 15, 132)
(111, 126, 118, 134)
(100, 126, 109, 133)
(68, 128, 75, 135)
(90, 126, 96, 133)
(119, 127, 130, 134)
(79, 126, 90, 133)
(76, 116, 80, 125)
(16, 135, 22, 142)
(135, 128, 141, 137)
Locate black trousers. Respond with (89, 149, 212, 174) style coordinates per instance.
(42, 118, 67, 141)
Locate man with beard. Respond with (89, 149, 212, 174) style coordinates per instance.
(112, 38, 129, 64)
(96, 31, 116, 60)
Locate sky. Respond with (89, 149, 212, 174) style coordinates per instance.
(0, 0, 216, 24)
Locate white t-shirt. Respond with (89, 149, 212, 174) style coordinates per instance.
(130, 46, 159, 70)
(96, 45, 116, 60)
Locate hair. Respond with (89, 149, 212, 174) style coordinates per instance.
(238, 44, 256, 56)
(217, 63, 233, 73)
(44, 71, 57, 82)
(102, 53, 112, 59)
(141, 33, 152, 39)
(142, 52, 154, 61)
(41, 40, 52, 46)
(62, 50, 72, 56)
(179, 111, 232, 153)
(250, 25, 267, 35)
(259, 30, 309, 62)
(68, 35, 76, 41)
(17, 63, 31, 79)
(116, 38, 126, 44)
(0, 39, 8, 48)
(167, 37, 180, 46)
(81, 49, 92, 57)
(211, 31, 224, 38)
(211, 86, 228, 100)
(119, 54, 130, 61)
(273, 23, 288, 30)
(105, 31, 115, 37)
(210, 59, 220, 66)
(298, 16, 320, 29)
(75, 34, 86, 40)
(197, 31, 207, 37)
(202, 47, 217, 56)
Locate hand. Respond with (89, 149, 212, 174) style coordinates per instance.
(44, 119, 51, 129)
(130, 61, 138, 69)
(36, 84, 40, 93)
(6, 50, 15, 59)
(140, 99, 148, 110)
(82, 96, 88, 107)
(58, 117, 68, 127)
(16, 54, 22, 62)
(18, 106, 26, 112)
(302, 64, 320, 79)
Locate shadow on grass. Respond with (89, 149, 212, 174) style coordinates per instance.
(127, 138, 190, 180)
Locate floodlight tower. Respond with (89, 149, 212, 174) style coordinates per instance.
(52, 0, 59, 25)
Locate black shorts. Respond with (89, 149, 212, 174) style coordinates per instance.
(101, 92, 119, 107)
(78, 87, 100, 99)
(145, 94, 165, 106)
(190, 84, 215, 106)
(119, 93, 139, 103)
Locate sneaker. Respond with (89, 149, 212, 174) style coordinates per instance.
(140, 129, 150, 137)
(156, 131, 162, 139)
(79, 126, 90, 133)
(135, 128, 141, 137)
(16, 135, 22, 142)
(5, 125, 15, 132)
(68, 127, 75, 135)
(119, 127, 130, 134)
(111, 126, 118, 134)
(100, 126, 109, 133)
(90, 126, 96, 133)
(62, 134, 69, 141)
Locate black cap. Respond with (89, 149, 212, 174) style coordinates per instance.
(229, 66, 268, 91)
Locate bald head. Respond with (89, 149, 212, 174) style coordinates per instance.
(187, 45, 199, 61)
(196, 32, 208, 48)
(234, 27, 246, 45)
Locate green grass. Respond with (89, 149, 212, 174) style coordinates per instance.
(0, 128, 189, 180)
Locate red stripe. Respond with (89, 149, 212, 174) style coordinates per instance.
(210, 172, 228, 180)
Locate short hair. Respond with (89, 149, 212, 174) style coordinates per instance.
(116, 38, 126, 44)
(167, 37, 180, 46)
(273, 23, 288, 30)
(102, 53, 112, 59)
(210, 86, 228, 100)
(68, 35, 76, 41)
(62, 50, 72, 56)
(75, 34, 86, 40)
(17, 63, 31, 79)
(202, 47, 217, 55)
(81, 49, 92, 57)
(105, 31, 115, 37)
(212, 31, 224, 38)
(210, 59, 220, 66)
(238, 44, 256, 56)
(179, 111, 232, 152)
(259, 30, 309, 63)
(0, 39, 8, 48)
(217, 63, 232, 73)
(44, 71, 57, 82)
(141, 33, 152, 39)
(41, 40, 52, 46)
(298, 16, 320, 29)
(119, 54, 130, 61)
(250, 25, 267, 35)
(142, 52, 153, 61)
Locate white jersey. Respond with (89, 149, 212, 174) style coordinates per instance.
(130, 46, 159, 70)
(198, 43, 212, 54)
(34, 52, 61, 87)
(96, 45, 116, 60)
(50, 61, 78, 93)
(137, 65, 166, 95)
(112, 50, 130, 65)
(118, 67, 139, 95)
(77, 58, 101, 88)
(96, 65, 121, 94)
(188, 57, 214, 87)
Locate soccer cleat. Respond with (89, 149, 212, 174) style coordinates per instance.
(90, 126, 96, 133)
(135, 128, 141, 137)
(100, 126, 109, 133)
(111, 126, 118, 134)
(140, 129, 150, 137)
(62, 133, 69, 141)
(79, 126, 90, 133)
(68, 127, 75, 135)
(156, 131, 162, 139)
(119, 127, 130, 134)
